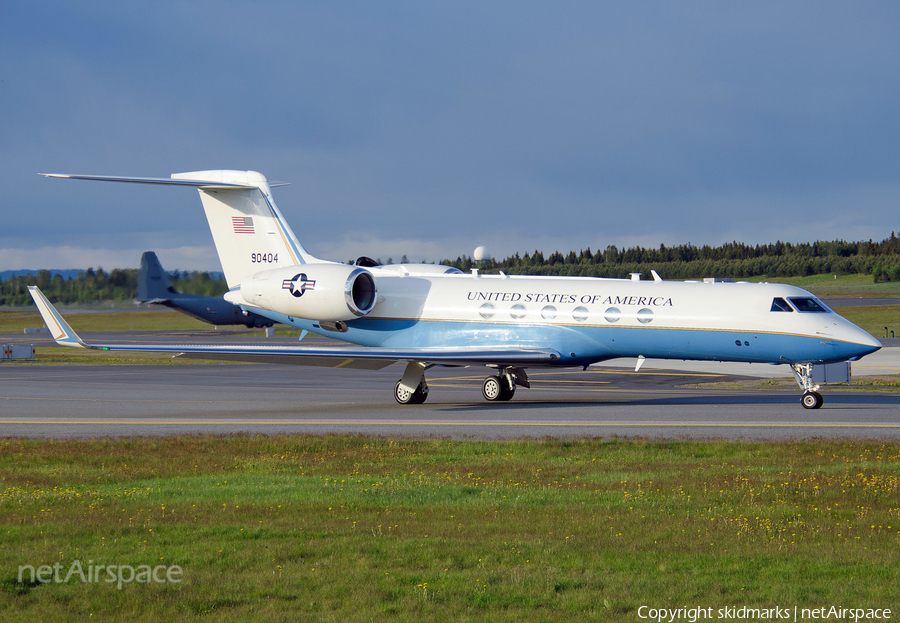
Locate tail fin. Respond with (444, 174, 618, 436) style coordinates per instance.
(137, 251, 175, 301)
(174, 170, 318, 288)
(41, 170, 319, 289)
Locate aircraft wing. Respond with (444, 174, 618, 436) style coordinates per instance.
(28, 286, 561, 369)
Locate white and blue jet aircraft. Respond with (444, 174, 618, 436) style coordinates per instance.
(30, 170, 882, 409)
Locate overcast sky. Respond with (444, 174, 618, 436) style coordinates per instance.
(2, 2, 898, 272)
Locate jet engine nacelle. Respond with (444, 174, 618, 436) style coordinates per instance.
(237, 264, 377, 321)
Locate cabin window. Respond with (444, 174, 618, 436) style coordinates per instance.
(788, 297, 829, 313)
(510, 304, 526, 319)
(541, 305, 557, 320)
(479, 303, 496, 319)
(636, 308, 654, 324)
(572, 306, 589, 322)
(604, 307, 621, 323)
(770, 298, 793, 312)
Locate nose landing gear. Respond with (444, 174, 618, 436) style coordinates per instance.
(792, 363, 823, 409)
(801, 390, 824, 409)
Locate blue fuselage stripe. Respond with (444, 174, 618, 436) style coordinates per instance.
(248, 309, 871, 366)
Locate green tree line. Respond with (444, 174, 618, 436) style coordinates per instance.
(4, 234, 900, 306)
(0, 268, 226, 307)
(444, 234, 900, 282)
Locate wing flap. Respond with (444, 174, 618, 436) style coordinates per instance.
(176, 352, 395, 369)
(100, 343, 560, 367)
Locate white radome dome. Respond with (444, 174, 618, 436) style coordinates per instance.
(473, 246, 491, 262)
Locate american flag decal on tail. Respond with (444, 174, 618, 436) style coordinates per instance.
(232, 216, 254, 234)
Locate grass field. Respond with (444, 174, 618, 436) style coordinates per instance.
(1, 435, 898, 621)
(0, 308, 308, 340)
(2, 278, 897, 621)
(744, 273, 900, 299)
(8, 348, 235, 365)
(829, 306, 900, 338)
(0, 308, 214, 334)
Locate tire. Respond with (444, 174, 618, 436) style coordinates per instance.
(482, 376, 515, 401)
(410, 382, 429, 404)
(482, 376, 503, 401)
(801, 391, 823, 409)
(395, 381, 414, 404)
(394, 380, 429, 405)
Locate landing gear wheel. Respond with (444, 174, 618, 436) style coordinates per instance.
(801, 391, 823, 410)
(394, 380, 429, 405)
(482, 376, 515, 402)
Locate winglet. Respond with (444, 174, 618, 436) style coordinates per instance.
(27, 286, 89, 348)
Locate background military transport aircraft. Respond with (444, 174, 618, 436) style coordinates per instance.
(31, 170, 881, 408)
(138, 250, 275, 328)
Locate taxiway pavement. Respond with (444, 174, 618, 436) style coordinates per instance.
(1, 358, 898, 440)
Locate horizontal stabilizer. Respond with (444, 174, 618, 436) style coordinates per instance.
(40, 173, 254, 189)
(41, 170, 314, 286)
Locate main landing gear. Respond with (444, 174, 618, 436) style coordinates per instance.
(791, 363, 824, 409)
(393, 361, 431, 404)
(481, 375, 513, 401)
(393, 362, 530, 404)
(481, 368, 530, 402)
(394, 379, 429, 404)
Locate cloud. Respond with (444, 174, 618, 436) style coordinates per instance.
(2, 2, 899, 271)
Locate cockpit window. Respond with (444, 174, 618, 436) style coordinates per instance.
(771, 298, 793, 312)
(788, 297, 829, 313)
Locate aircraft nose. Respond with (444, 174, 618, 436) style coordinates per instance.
(842, 324, 882, 359)
(859, 333, 882, 354)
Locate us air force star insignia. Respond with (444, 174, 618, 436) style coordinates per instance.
(281, 273, 316, 297)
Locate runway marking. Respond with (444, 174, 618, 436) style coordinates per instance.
(582, 370, 728, 378)
(0, 396, 349, 405)
(432, 370, 728, 382)
(431, 379, 615, 387)
(429, 384, 682, 395)
(0, 384, 736, 403)
(0, 369, 183, 381)
(1, 420, 899, 429)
